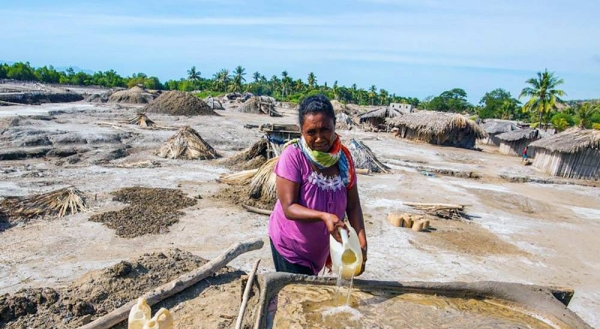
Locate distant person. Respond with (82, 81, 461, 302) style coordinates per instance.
(268, 94, 368, 276)
(522, 146, 529, 163)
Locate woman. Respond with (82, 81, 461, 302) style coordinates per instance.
(268, 94, 368, 276)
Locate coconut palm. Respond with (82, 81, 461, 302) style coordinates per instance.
(252, 71, 261, 83)
(232, 65, 246, 92)
(368, 85, 377, 105)
(187, 66, 200, 82)
(379, 89, 389, 106)
(213, 69, 230, 92)
(576, 102, 599, 128)
(519, 69, 566, 130)
(307, 72, 317, 89)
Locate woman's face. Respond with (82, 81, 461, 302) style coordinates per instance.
(301, 112, 336, 152)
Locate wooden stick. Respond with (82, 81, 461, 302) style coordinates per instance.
(355, 168, 370, 175)
(242, 204, 273, 216)
(79, 238, 265, 329)
(234, 259, 261, 329)
(404, 202, 469, 208)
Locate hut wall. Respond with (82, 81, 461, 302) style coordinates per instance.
(532, 148, 600, 180)
(397, 126, 476, 148)
(481, 134, 503, 146)
(499, 139, 537, 157)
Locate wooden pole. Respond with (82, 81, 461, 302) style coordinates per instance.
(79, 238, 265, 329)
(234, 259, 261, 329)
(242, 203, 273, 216)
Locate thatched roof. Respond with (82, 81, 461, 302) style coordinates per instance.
(336, 112, 354, 129)
(0, 187, 87, 219)
(529, 128, 600, 153)
(358, 107, 403, 122)
(125, 113, 155, 127)
(481, 120, 521, 135)
(143, 91, 217, 116)
(496, 128, 545, 142)
(238, 96, 281, 116)
(204, 96, 224, 110)
(331, 100, 349, 114)
(109, 86, 154, 104)
(156, 126, 219, 160)
(387, 111, 487, 139)
(218, 139, 269, 170)
(347, 138, 389, 173)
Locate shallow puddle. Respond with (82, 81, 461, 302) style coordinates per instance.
(271, 284, 555, 329)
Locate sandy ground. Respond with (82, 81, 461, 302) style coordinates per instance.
(0, 100, 599, 327)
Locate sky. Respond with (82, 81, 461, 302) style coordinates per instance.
(1, 0, 599, 103)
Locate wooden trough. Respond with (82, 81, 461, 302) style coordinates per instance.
(246, 273, 591, 328)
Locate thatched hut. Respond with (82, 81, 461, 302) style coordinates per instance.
(496, 128, 546, 157)
(156, 126, 219, 160)
(387, 111, 487, 149)
(480, 120, 521, 146)
(238, 96, 281, 116)
(108, 86, 155, 104)
(357, 107, 403, 131)
(143, 91, 217, 116)
(528, 128, 600, 180)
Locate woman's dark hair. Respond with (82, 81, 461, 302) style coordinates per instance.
(298, 94, 336, 126)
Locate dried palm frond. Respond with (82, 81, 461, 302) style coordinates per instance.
(1, 187, 87, 219)
(156, 126, 219, 160)
(219, 169, 259, 185)
(249, 157, 278, 202)
(218, 139, 269, 170)
(125, 113, 156, 127)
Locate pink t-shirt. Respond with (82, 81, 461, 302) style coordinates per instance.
(268, 144, 356, 275)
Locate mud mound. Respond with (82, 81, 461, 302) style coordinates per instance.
(143, 91, 216, 116)
(0, 249, 224, 328)
(210, 184, 275, 211)
(85, 91, 111, 103)
(89, 187, 197, 238)
(109, 86, 154, 104)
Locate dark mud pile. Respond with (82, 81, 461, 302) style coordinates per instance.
(89, 187, 197, 238)
(0, 249, 242, 328)
(211, 184, 276, 212)
(142, 91, 216, 116)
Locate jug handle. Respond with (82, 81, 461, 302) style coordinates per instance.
(338, 227, 349, 246)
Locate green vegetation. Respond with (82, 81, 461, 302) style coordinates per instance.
(2, 62, 598, 128)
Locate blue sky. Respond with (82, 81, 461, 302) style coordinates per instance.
(2, 0, 599, 102)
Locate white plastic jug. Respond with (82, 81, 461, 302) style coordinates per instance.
(143, 308, 173, 329)
(128, 298, 151, 329)
(329, 226, 363, 279)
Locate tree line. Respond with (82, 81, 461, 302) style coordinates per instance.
(1, 62, 598, 130)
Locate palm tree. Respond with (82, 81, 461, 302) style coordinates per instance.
(252, 71, 261, 83)
(232, 65, 246, 92)
(332, 81, 339, 100)
(213, 69, 230, 92)
(576, 103, 599, 128)
(281, 71, 292, 98)
(519, 69, 566, 130)
(368, 85, 377, 105)
(307, 72, 317, 89)
(379, 89, 389, 106)
(187, 66, 200, 82)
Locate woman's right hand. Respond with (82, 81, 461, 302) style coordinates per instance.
(321, 213, 347, 243)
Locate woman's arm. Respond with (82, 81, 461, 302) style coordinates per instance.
(346, 184, 368, 274)
(277, 175, 346, 241)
